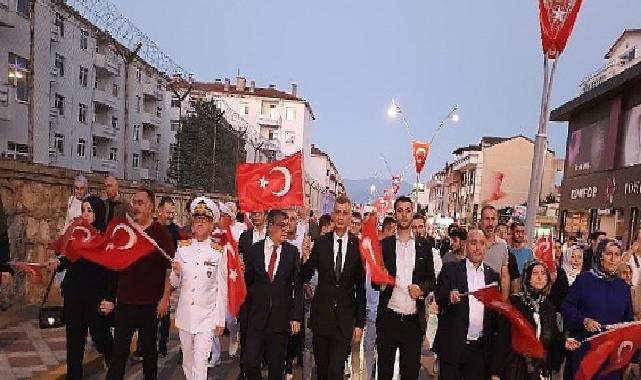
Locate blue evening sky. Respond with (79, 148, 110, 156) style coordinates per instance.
(109, 0, 641, 180)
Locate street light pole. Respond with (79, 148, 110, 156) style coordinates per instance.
(169, 73, 193, 185)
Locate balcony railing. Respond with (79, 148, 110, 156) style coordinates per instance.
(142, 82, 163, 100)
(0, 0, 16, 28)
(580, 56, 641, 93)
(91, 158, 117, 172)
(92, 122, 117, 139)
(141, 112, 160, 126)
(140, 139, 159, 152)
(94, 53, 121, 76)
(0, 82, 9, 121)
(93, 88, 118, 109)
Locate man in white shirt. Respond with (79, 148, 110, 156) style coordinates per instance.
(374, 196, 435, 380)
(433, 229, 501, 380)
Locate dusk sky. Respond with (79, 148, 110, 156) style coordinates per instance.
(110, 0, 641, 181)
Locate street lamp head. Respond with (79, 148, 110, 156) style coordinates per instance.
(451, 112, 459, 122)
(370, 184, 376, 193)
(387, 99, 400, 118)
(450, 105, 460, 122)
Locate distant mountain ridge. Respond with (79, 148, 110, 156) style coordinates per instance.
(343, 177, 413, 204)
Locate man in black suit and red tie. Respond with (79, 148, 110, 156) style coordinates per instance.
(374, 196, 436, 380)
(241, 209, 304, 380)
(301, 195, 366, 380)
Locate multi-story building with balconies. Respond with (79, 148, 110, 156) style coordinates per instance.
(0, 0, 172, 183)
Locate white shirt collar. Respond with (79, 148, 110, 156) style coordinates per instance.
(395, 232, 415, 242)
(334, 230, 349, 241)
(466, 258, 484, 272)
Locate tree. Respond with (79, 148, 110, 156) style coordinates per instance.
(168, 100, 246, 194)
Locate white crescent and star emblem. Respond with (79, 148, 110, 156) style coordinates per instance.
(105, 224, 137, 251)
(229, 268, 238, 281)
(258, 166, 292, 197)
(616, 340, 634, 363)
(73, 226, 92, 242)
(362, 238, 377, 264)
(415, 147, 427, 157)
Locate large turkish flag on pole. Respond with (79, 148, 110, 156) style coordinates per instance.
(538, 0, 583, 59)
(236, 152, 304, 212)
(412, 141, 430, 175)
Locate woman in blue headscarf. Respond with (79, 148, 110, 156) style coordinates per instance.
(562, 238, 633, 379)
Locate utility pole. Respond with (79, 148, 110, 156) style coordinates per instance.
(27, 0, 35, 163)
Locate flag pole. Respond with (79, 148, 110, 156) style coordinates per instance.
(525, 56, 559, 242)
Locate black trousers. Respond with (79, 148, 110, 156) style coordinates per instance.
(376, 314, 423, 380)
(286, 314, 305, 371)
(64, 302, 113, 380)
(107, 304, 159, 380)
(312, 329, 351, 380)
(438, 340, 486, 380)
(242, 327, 289, 380)
(135, 312, 170, 353)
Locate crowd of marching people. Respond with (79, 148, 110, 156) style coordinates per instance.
(2, 173, 641, 380)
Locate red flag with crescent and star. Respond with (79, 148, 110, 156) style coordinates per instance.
(359, 213, 395, 286)
(222, 226, 247, 317)
(576, 321, 641, 380)
(49, 218, 102, 262)
(236, 152, 304, 212)
(533, 234, 556, 275)
(412, 141, 430, 175)
(472, 285, 545, 359)
(538, 0, 583, 59)
(9, 262, 44, 284)
(68, 216, 168, 271)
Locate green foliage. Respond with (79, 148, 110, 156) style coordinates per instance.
(168, 100, 246, 194)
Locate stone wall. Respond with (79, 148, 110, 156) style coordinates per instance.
(0, 159, 234, 305)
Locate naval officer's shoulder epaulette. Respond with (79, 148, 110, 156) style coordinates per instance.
(178, 239, 192, 248)
(210, 241, 223, 251)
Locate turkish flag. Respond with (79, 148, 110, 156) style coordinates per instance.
(69, 216, 164, 271)
(486, 171, 507, 203)
(412, 141, 430, 175)
(10, 262, 44, 284)
(222, 226, 247, 317)
(391, 176, 401, 194)
(376, 198, 388, 215)
(534, 234, 556, 275)
(576, 321, 641, 380)
(539, 0, 583, 59)
(359, 213, 395, 286)
(49, 218, 102, 262)
(236, 152, 304, 212)
(472, 286, 545, 359)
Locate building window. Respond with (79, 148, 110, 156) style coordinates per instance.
(55, 12, 64, 37)
(8, 53, 29, 102)
(285, 131, 295, 144)
(78, 103, 87, 123)
(170, 120, 180, 131)
(169, 143, 176, 158)
(54, 93, 64, 115)
(156, 106, 162, 118)
(269, 104, 278, 119)
(136, 95, 141, 112)
(54, 133, 64, 155)
(55, 53, 65, 77)
(156, 134, 161, 144)
(132, 153, 140, 168)
(285, 107, 295, 121)
(171, 96, 180, 108)
(16, 0, 29, 17)
(133, 125, 140, 141)
(112, 83, 118, 98)
(77, 138, 86, 157)
(240, 102, 249, 115)
(135, 67, 142, 83)
(109, 147, 117, 161)
(268, 129, 278, 141)
(111, 116, 118, 129)
(79, 66, 88, 87)
(6, 141, 28, 159)
(80, 29, 88, 50)
(92, 141, 97, 157)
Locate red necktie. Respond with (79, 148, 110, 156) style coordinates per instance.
(268, 245, 278, 282)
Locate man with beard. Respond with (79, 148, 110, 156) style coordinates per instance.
(478, 206, 510, 300)
(103, 176, 130, 225)
(375, 196, 435, 380)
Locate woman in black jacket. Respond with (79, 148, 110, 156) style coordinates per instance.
(47, 195, 116, 379)
(496, 260, 576, 379)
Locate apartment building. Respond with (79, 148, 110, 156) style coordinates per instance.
(0, 0, 172, 183)
(169, 76, 314, 165)
(308, 144, 345, 215)
(426, 136, 563, 226)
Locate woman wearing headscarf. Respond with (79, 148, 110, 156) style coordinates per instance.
(549, 246, 583, 310)
(561, 238, 633, 380)
(46, 195, 116, 379)
(496, 260, 574, 379)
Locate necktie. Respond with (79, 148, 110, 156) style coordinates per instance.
(268, 245, 278, 282)
(335, 238, 343, 281)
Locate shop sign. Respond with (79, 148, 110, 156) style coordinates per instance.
(570, 186, 598, 200)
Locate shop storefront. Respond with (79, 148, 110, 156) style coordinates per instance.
(552, 60, 641, 250)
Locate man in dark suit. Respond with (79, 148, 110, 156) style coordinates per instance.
(301, 195, 366, 380)
(374, 196, 435, 380)
(242, 209, 304, 380)
(433, 229, 501, 380)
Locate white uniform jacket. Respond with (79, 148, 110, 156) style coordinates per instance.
(170, 238, 228, 333)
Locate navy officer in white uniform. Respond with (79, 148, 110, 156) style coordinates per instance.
(170, 196, 228, 380)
